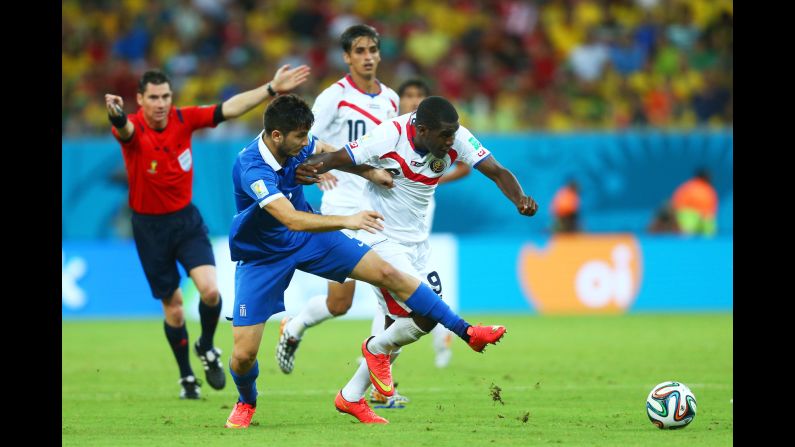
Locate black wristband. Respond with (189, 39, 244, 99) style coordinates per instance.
(267, 83, 277, 97)
(108, 111, 127, 129)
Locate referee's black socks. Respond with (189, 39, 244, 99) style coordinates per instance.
(198, 296, 222, 352)
(164, 321, 194, 378)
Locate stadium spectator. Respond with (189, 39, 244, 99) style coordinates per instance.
(647, 200, 680, 234)
(569, 29, 610, 83)
(670, 168, 718, 236)
(551, 179, 581, 233)
(63, 0, 733, 134)
(608, 31, 648, 76)
(104, 63, 310, 400)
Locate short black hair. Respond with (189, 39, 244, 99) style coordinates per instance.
(398, 79, 431, 98)
(138, 70, 171, 93)
(340, 24, 380, 53)
(415, 96, 459, 130)
(263, 94, 314, 135)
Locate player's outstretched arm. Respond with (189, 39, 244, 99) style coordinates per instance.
(476, 156, 539, 216)
(295, 146, 393, 189)
(264, 196, 384, 234)
(105, 94, 134, 141)
(294, 142, 356, 183)
(221, 64, 311, 119)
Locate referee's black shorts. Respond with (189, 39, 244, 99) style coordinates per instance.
(131, 203, 215, 300)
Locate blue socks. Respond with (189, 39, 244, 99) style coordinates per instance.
(163, 321, 194, 378)
(231, 360, 259, 407)
(404, 283, 471, 341)
(198, 296, 222, 352)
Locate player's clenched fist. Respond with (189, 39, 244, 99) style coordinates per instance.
(345, 210, 384, 234)
(517, 195, 538, 216)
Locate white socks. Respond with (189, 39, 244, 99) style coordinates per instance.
(431, 324, 454, 368)
(371, 306, 387, 336)
(371, 307, 402, 362)
(341, 360, 372, 402)
(286, 294, 333, 339)
(431, 324, 453, 352)
(344, 318, 425, 401)
(366, 318, 427, 355)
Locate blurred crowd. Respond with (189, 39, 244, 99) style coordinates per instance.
(62, 0, 733, 136)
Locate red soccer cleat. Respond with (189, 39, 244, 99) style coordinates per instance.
(467, 325, 507, 352)
(225, 401, 256, 428)
(361, 336, 394, 397)
(335, 391, 389, 424)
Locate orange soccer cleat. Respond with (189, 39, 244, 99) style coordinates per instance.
(335, 391, 389, 424)
(361, 336, 394, 397)
(224, 401, 256, 428)
(466, 324, 507, 352)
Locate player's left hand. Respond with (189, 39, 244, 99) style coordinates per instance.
(317, 172, 338, 191)
(271, 64, 311, 93)
(295, 162, 323, 185)
(517, 195, 538, 216)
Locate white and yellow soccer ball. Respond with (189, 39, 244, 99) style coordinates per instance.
(646, 381, 697, 429)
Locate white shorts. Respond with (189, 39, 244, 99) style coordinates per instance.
(320, 186, 373, 242)
(355, 231, 443, 319)
(319, 170, 369, 226)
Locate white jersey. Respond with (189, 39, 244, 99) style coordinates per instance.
(345, 112, 492, 243)
(310, 74, 399, 213)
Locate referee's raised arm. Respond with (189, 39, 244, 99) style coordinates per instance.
(220, 64, 311, 120)
(105, 94, 134, 141)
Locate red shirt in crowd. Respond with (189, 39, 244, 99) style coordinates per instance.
(672, 177, 718, 218)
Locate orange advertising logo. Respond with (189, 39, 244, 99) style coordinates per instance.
(518, 235, 643, 314)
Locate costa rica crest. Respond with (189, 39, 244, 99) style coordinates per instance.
(430, 158, 447, 173)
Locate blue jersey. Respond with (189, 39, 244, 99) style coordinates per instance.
(229, 132, 318, 262)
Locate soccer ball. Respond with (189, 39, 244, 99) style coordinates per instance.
(646, 381, 697, 429)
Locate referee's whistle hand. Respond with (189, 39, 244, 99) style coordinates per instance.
(105, 94, 124, 116)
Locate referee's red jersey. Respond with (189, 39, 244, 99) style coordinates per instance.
(112, 105, 219, 214)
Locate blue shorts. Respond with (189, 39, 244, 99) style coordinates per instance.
(131, 203, 215, 300)
(232, 230, 370, 326)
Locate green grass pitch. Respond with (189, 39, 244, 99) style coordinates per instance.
(62, 314, 732, 446)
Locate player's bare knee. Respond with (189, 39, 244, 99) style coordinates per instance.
(375, 262, 403, 290)
(199, 286, 220, 305)
(232, 347, 258, 370)
(163, 303, 185, 326)
(327, 294, 353, 316)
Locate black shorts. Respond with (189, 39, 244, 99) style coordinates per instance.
(131, 203, 215, 300)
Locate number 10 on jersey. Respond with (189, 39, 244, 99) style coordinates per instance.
(348, 120, 366, 141)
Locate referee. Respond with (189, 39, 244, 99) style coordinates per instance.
(104, 64, 310, 399)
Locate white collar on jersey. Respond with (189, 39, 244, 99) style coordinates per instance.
(257, 131, 283, 171)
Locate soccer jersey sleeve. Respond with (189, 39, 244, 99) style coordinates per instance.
(452, 125, 492, 167)
(342, 120, 401, 166)
(386, 89, 400, 116)
(310, 84, 343, 139)
(241, 163, 284, 208)
(179, 105, 220, 131)
(111, 124, 139, 150)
